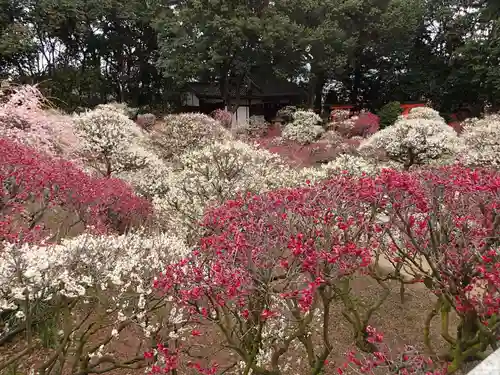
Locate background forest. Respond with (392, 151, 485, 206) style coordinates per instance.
(1, 0, 500, 115)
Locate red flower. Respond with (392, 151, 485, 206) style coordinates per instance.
(191, 329, 202, 337)
(260, 309, 275, 320)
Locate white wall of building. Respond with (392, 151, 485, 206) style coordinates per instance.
(230, 105, 250, 126)
(183, 92, 200, 107)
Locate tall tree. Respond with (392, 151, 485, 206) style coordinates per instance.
(155, 0, 300, 112)
(0, 0, 36, 77)
(279, 0, 425, 111)
(398, 0, 499, 114)
(1, 0, 171, 110)
(330, 0, 425, 108)
(276, 0, 346, 110)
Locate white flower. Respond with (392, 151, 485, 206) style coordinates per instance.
(152, 140, 317, 242)
(460, 114, 500, 168)
(282, 110, 324, 144)
(168, 331, 180, 339)
(406, 107, 442, 120)
(152, 113, 231, 160)
(233, 115, 269, 137)
(111, 329, 119, 337)
(359, 110, 463, 168)
(23, 268, 37, 279)
(0, 231, 189, 313)
(15, 310, 25, 319)
(321, 154, 380, 177)
(74, 107, 158, 176)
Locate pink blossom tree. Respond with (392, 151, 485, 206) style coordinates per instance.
(0, 85, 80, 159)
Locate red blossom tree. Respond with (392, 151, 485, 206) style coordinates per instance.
(371, 167, 500, 372)
(152, 175, 391, 374)
(151, 166, 499, 375)
(339, 326, 447, 375)
(0, 137, 152, 244)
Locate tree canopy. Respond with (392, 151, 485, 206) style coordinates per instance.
(0, 0, 498, 114)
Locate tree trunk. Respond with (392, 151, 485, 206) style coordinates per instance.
(221, 75, 244, 114)
(350, 64, 362, 106)
(307, 66, 324, 110)
(314, 71, 326, 113)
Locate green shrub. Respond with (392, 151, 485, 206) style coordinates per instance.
(377, 101, 402, 129)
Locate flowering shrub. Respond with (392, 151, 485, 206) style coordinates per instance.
(152, 140, 310, 242)
(137, 113, 157, 130)
(152, 113, 230, 160)
(74, 107, 158, 177)
(460, 114, 500, 168)
(372, 166, 500, 372)
(151, 165, 499, 374)
(282, 110, 324, 144)
(0, 230, 189, 374)
(233, 115, 269, 137)
(328, 110, 378, 138)
(211, 108, 232, 128)
(96, 101, 138, 119)
(328, 109, 380, 139)
(330, 109, 351, 123)
(320, 130, 344, 146)
(259, 136, 352, 167)
(117, 162, 173, 199)
(0, 84, 80, 158)
(334, 118, 356, 137)
(276, 105, 297, 123)
(340, 326, 446, 375)
(153, 176, 384, 374)
(0, 137, 151, 243)
(321, 154, 380, 177)
(351, 111, 380, 137)
(406, 107, 441, 120)
(359, 109, 463, 170)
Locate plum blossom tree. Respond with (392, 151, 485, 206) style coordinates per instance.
(151, 165, 499, 375)
(0, 231, 189, 374)
(460, 113, 500, 168)
(282, 110, 325, 145)
(320, 154, 380, 177)
(0, 137, 151, 244)
(359, 108, 463, 170)
(152, 140, 318, 243)
(152, 174, 394, 374)
(152, 113, 230, 160)
(74, 107, 159, 177)
(0, 84, 80, 158)
(372, 167, 500, 372)
(339, 326, 446, 375)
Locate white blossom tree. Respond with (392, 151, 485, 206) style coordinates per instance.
(282, 110, 325, 145)
(359, 108, 463, 170)
(460, 114, 500, 168)
(152, 113, 230, 160)
(152, 140, 322, 243)
(74, 108, 157, 177)
(0, 231, 190, 374)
